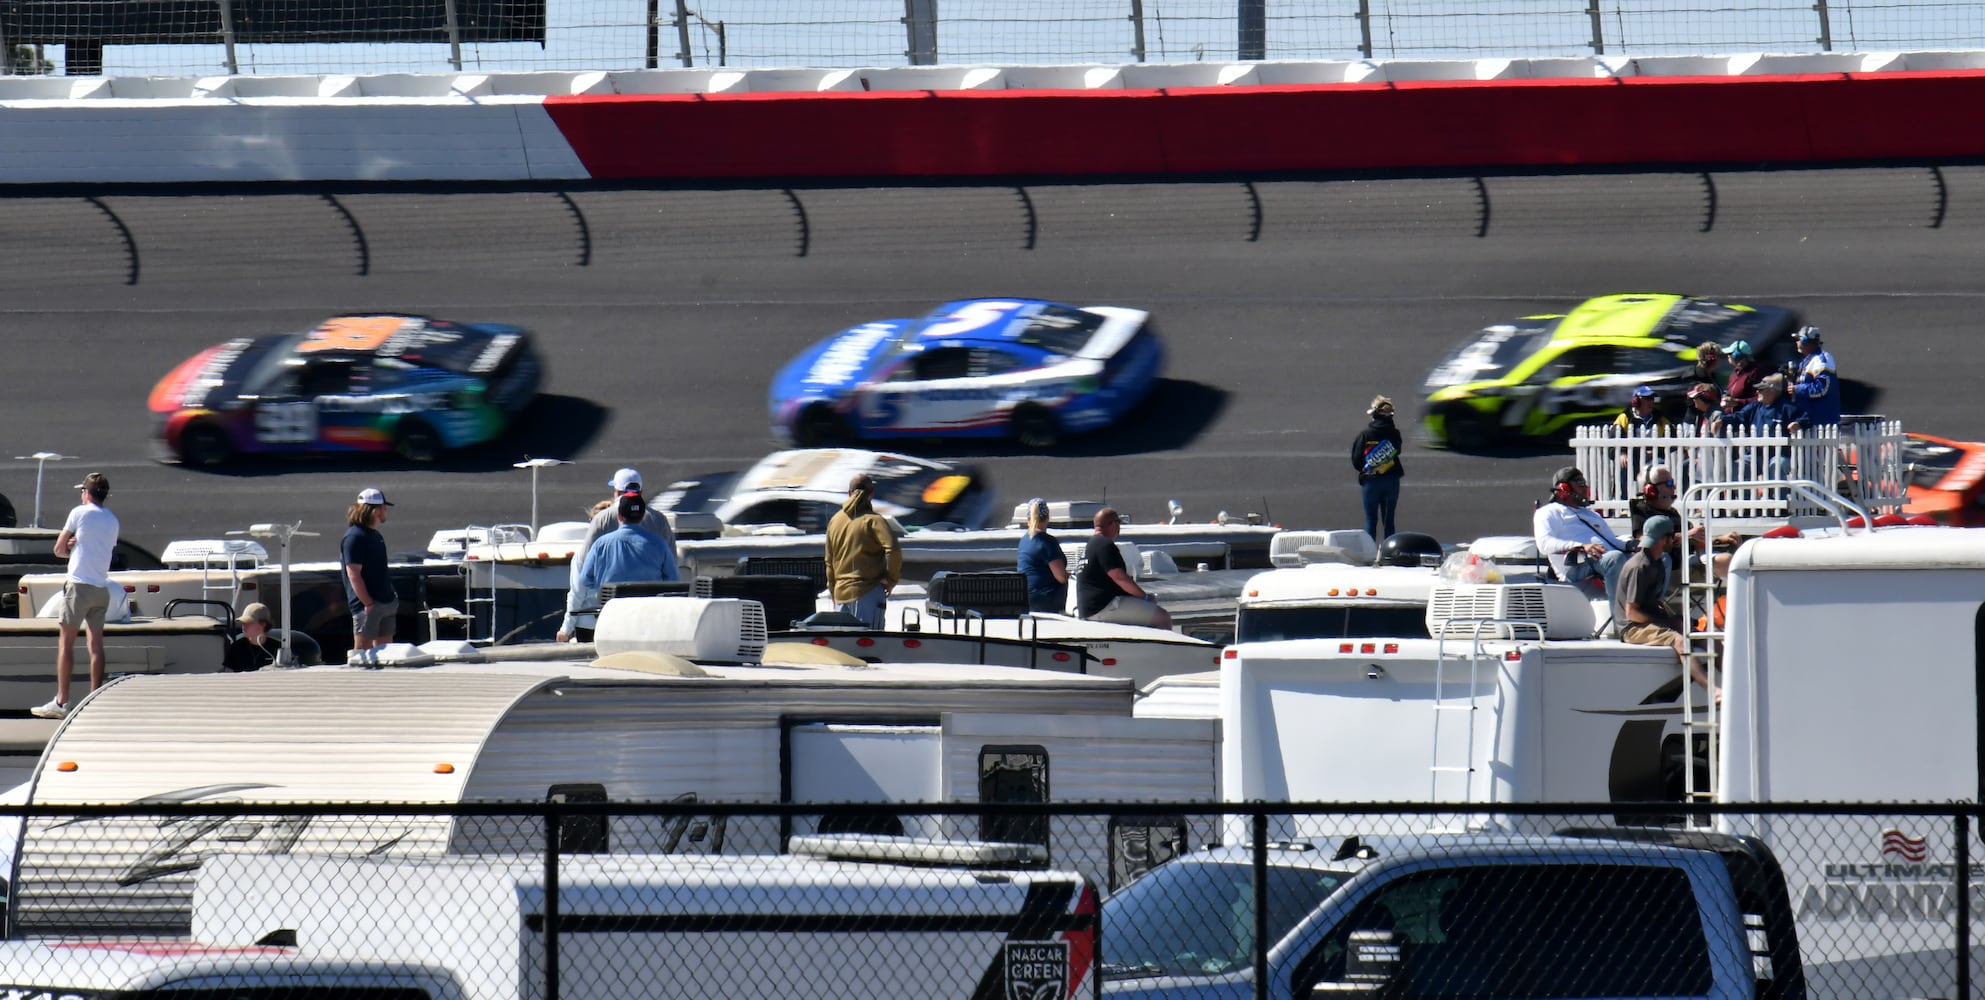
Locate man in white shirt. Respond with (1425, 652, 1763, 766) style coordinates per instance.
(33, 472, 120, 719)
(1532, 466, 1630, 604)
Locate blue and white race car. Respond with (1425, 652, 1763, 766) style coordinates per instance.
(769, 298, 1165, 449)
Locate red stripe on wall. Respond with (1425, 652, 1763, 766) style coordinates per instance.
(543, 70, 1985, 181)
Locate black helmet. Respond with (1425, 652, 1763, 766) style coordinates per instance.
(1376, 531, 1443, 568)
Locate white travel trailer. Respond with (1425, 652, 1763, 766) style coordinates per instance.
(7, 597, 1216, 937)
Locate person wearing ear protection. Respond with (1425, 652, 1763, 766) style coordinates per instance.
(1789, 326, 1840, 427)
(1349, 394, 1406, 545)
(1628, 464, 1737, 587)
(1532, 466, 1631, 603)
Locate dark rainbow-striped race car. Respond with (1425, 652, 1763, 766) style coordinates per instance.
(149, 314, 543, 465)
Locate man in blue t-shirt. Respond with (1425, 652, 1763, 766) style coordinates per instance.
(342, 487, 398, 653)
(574, 491, 679, 640)
(1015, 498, 1069, 613)
(1074, 507, 1171, 628)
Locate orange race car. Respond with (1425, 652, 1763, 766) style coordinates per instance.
(1902, 432, 1985, 526)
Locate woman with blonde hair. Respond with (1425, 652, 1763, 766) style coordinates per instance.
(1015, 499, 1070, 614)
(1350, 395, 1406, 544)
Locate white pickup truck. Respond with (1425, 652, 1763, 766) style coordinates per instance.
(0, 837, 1100, 1000)
(1101, 828, 1803, 999)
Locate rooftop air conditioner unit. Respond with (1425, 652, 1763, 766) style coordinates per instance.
(593, 596, 768, 663)
(1425, 583, 1593, 641)
(161, 538, 268, 569)
(1008, 499, 1106, 530)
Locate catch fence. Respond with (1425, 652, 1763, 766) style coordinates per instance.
(0, 799, 1979, 998)
(3, 0, 1983, 77)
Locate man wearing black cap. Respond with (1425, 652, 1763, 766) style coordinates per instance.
(32, 472, 118, 719)
(559, 466, 678, 642)
(572, 491, 679, 641)
(1532, 466, 1630, 604)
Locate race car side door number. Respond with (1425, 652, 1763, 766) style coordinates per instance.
(255, 401, 318, 443)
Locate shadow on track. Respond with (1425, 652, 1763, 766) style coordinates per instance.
(163, 394, 611, 476)
(912, 378, 1230, 460)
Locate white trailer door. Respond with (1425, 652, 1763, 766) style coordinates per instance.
(787, 723, 941, 837)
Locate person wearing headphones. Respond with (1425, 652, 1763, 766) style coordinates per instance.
(1349, 394, 1405, 545)
(1722, 340, 1763, 410)
(1627, 464, 1737, 588)
(1532, 466, 1631, 603)
(1789, 326, 1840, 427)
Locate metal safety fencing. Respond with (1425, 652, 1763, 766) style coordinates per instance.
(4, 0, 1984, 78)
(0, 799, 1979, 998)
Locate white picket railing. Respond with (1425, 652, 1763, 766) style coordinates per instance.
(1571, 416, 1906, 529)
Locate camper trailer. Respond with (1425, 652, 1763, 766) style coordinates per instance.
(8, 597, 1216, 937)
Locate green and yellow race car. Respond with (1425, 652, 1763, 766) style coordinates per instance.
(1420, 293, 1801, 450)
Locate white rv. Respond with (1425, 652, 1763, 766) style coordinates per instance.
(8, 597, 1216, 936)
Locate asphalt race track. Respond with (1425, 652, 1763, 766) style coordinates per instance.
(2, 165, 1981, 564)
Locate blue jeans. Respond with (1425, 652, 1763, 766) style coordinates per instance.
(1564, 548, 1629, 604)
(1361, 476, 1401, 544)
(837, 585, 888, 629)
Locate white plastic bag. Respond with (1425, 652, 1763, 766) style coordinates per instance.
(1438, 551, 1505, 585)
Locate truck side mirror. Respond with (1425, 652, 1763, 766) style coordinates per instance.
(1310, 929, 1407, 998)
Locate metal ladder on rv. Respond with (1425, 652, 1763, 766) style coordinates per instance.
(441, 523, 533, 645)
(1676, 478, 1876, 817)
(1429, 617, 1545, 806)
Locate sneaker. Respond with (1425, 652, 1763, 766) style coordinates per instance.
(28, 699, 67, 720)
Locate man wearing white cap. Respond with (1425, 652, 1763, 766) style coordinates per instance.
(558, 467, 679, 642)
(343, 487, 397, 652)
(31, 472, 118, 720)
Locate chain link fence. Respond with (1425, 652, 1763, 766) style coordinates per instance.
(3, 0, 1984, 78)
(0, 799, 1979, 998)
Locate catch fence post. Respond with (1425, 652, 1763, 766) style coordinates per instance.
(544, 803, 562, 1000)
(1253, 808, 1269, 1000)
(1960, 810, 1972, 999)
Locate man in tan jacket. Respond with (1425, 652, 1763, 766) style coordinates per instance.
(825, 473, 901, 628)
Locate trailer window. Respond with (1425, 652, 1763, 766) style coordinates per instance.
(1237, 605, 1432, 642)
(1299, 863, 1712, 996)
(1109, 815, 1187, 891)
(548, 783, 608, 854)
(979, 745, 1049, 851)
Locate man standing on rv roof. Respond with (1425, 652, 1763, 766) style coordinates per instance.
(342, 488, 397, 654)
(559, 467, 679, 643)
(825, 472, 901, 629)
(572, 491, 679, 640)
(31, 472, 118, 720)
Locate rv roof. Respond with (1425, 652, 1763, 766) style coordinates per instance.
(1240, 564, 1438, 606)
(1737, 526, 1985, 572)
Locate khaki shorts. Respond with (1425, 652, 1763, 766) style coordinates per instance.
(1089, 595, 1163, 627)
(1621, 621, 1683, 648)
(60, 582, 109, 631)
(353, 600, 399, 641)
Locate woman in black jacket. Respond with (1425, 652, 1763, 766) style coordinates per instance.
(1350, 395, 1406, 544)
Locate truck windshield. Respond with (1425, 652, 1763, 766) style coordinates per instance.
(1100, 860, 1346, 980)
(1237, 605, 1432, 642)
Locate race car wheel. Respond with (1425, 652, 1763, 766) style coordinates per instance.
(394, 420, 440, 463)
(792, 405, 849, 448)
(0, 491, 14, 528)
(180, 424, 233, 467)
(1010, 404, 1062, 450)
(1442, 405, 1495, 451)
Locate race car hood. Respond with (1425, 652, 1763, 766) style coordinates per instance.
(770, 319, 911, 399)
(146, 336, 277, 413)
